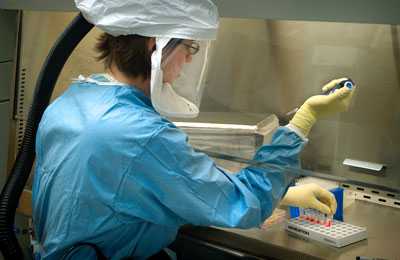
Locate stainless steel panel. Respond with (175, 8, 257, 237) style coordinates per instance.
(214, 0, 400, 25)
(0, 0, 75, 12)
(3, 0, 400, 25)
(0, 10, 18, 62)
(0, 62, 13, 100)
(0, 101, 10, 189)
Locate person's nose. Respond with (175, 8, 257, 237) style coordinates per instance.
(185, 53, 193, 63)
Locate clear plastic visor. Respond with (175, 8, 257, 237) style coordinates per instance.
(152, 39, 210, 117)
(161, 39, 211, 115)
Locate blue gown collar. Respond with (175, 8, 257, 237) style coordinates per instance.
(90, 73, 154, 109)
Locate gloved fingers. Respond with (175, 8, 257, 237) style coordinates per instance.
(321, 78, 349, 92)
(318, 196, 337, 216)
(313, 187, 337, 215)
(333, 88, 355, 113)
(326, 85, 352, 100)
(309, 197, 332, 215)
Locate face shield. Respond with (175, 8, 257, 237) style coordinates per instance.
(151, 38, 212, 118)
(76, 0, 219, 118)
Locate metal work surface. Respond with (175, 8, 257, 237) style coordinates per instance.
(180, 201, 400, 260)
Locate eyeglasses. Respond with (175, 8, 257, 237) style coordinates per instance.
(181, 41, 200, 55)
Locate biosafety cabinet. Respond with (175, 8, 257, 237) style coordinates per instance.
(0, 1, 400, 259)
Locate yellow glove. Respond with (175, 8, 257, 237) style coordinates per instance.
(281, 183, 337, 215)
(290, 78, 355, 136)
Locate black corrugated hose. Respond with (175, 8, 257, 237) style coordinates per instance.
(0, 13, 93, 259)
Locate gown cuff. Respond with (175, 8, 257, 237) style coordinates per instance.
(285, 124, 309, 143)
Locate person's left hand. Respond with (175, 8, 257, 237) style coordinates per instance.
(280, 183, 337, 215)
(289, 78, 356, 136)
(305, 78, 354, 118)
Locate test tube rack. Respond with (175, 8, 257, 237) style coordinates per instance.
(286, 217, 367, 247)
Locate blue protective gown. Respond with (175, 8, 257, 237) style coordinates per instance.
(32, 74, 306, 259)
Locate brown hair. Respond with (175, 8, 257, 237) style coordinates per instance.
(95, 33, 153, 80)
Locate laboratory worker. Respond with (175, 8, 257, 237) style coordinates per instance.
(31, 0, 355, 259)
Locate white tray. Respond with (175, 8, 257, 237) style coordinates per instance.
(286, 217, 367, 247)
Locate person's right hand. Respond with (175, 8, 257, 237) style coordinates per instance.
(280, 183, 337, 215)
(289, 78, 355, 136)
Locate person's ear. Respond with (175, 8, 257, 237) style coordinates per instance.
(148, 37, 156, 52)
